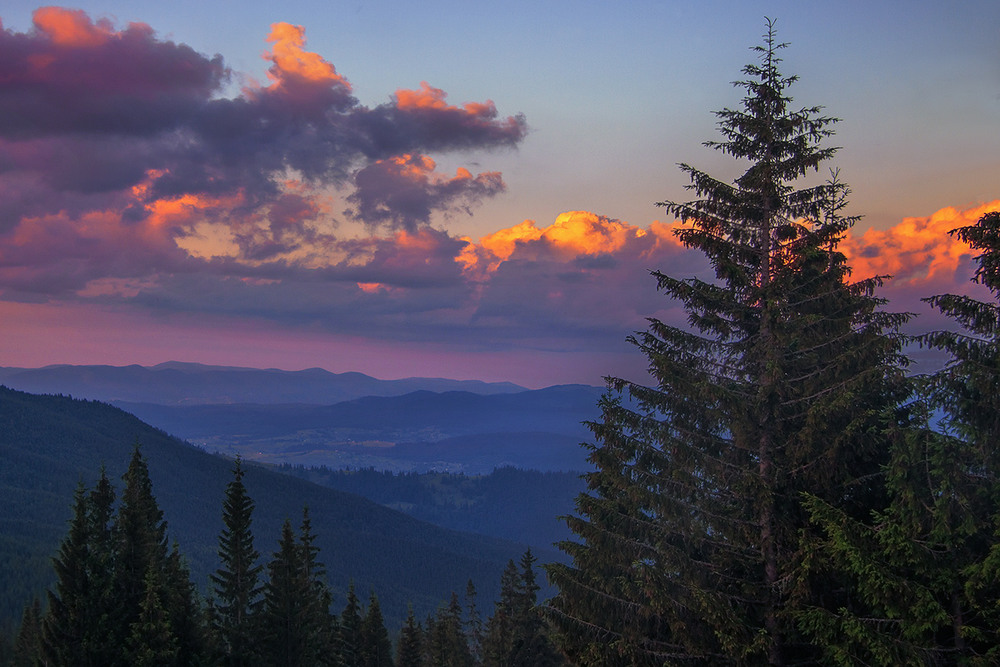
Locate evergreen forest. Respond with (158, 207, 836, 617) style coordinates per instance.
(6, 450, 564, 666)
(6, 19, 1000, 666)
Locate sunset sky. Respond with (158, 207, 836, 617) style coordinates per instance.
(0, 2, 998, 387)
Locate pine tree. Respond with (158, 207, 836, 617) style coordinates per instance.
(85, 467, 118, 666)
(261, 519, 307, 666)
(359, 592, 393, 667)
(42, 470, 118, 666)
(163, 543, 206, 665)
(339, 583, 363, 666)
(802, 209, 1000, 663)
(546, 19, 909, 665)
(509, 550, 562, 667)
(11, 598, 43, 667)
(42, 483, 92, 664)
(396, 606, 426, 667)
(211, 458, 264, 666)
(115, 443, 171, 657)
(125, 566, 181, 667)
(482, 560, 518, 667)
(297, 507, 337, 665)
(464, 579, 483, 665)
(429, 593, 474, 667)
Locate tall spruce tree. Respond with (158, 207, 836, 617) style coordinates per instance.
(114, 443, 171, 657)
(547, 19, 909, 665)
(261, 519, 307, 666)
(801, 209, 1000, 664)
(211, 458, 264, 666)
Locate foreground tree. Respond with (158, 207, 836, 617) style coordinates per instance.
(547, 20, 909, 665)
(211, 458, 264, 666)
(803, 210, 1000, 664)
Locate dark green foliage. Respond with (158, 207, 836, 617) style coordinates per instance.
(484, 551, 563, 667)
(125, 566, 181, 667)
(11, 599, 43, 667)
(463, 580, 483, 664)
(360, 593, 394, 667)
(429, 592, 474, 667)
(396, 607, 426, 667)
(37, 447, 202, 667)
(259, 509, 339, 667)
(211, 458, 264, 666)
(261, 519, 309, 666)
(41, 484, 92, 665)
(802, 210, 1000, 664)
(547, 19, 908, 664)
(339, 584, 363, 666)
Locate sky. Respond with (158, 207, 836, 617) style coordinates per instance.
(0, 1, 998, 388)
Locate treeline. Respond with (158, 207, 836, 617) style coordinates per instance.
(277, 465, 585, 551)
(5, 449, 564, 666)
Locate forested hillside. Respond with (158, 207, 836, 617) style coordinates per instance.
(117, 385, 602, 473)
(278, 466, 586, 553)
(0, 386, 534, 635)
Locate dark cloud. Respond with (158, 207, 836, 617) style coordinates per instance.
(0, 9, 525, 230)
(346, 154, 505, 230)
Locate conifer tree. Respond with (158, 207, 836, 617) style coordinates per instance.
(396, 606, 426, 667)
(802, 209, 1000, 663)
(164, 542, 206, 665)
(42, 483, 92, 664)
(211, 458, 263, 666)
(297, 507, 337, 665)
(429, 593, 474, 667)
(339, 583, 363, 666)
(359, 592, 394, 667)
(115, 444, 171, 656)
(261, 519, 307, 666)
(483, 560, 518, 667)
(464, 579, 483, 664)
(547, 19, 909, 665)
(125, 566, 181, 667)
(85, 468, 118, 666)
(11, 598, 43, 667)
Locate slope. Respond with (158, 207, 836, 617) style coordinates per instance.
(0, 386, 531, 630)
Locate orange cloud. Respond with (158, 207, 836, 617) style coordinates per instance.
(842, 201, 1000, 284)
(32, 7, 115, 47)
(263, 22, 351, 90)
(394, 81, 497, 117)
(457, 211, 680, 278)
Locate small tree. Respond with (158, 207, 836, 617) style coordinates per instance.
(211, 458, 263, 666)
(359, 593, 393, 667)
(396, 607, 426, 667)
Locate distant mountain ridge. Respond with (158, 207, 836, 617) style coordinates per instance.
(0, 362, 526, 405)
(116, 385, 604, 473)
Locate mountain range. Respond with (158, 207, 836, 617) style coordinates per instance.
(0, 362, 525, 405)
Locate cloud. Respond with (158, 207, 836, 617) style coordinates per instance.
(0, 7, 523, 215)
(346, 154, 505, 230)
(0, 7, 527, 302)
(841, 201, 1000, 286)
